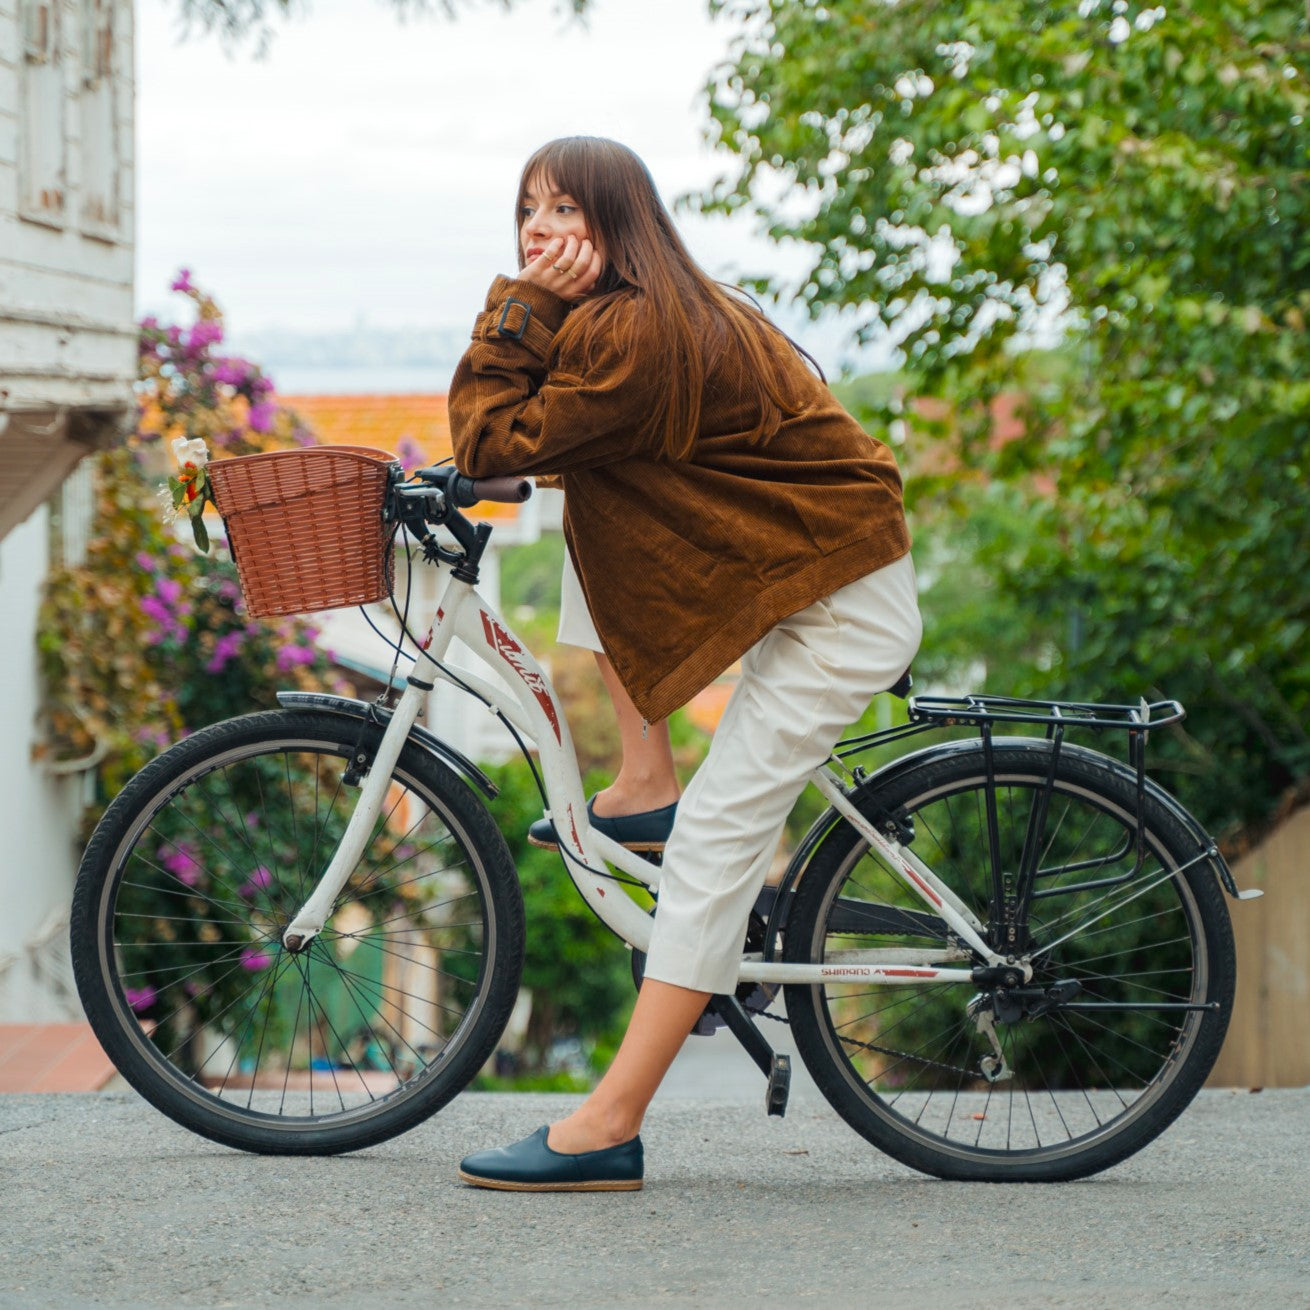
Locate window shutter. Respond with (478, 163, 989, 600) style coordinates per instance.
(78, 0, 121, 237)
(18, 0, 67, 226)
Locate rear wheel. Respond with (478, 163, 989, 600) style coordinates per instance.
(784, 740, 1235, 1181)
(71, 710, 525, 1155)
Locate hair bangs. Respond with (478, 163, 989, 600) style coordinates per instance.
(515, 140, 602, 268)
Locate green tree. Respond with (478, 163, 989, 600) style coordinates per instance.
(700, 0, 1310, 838)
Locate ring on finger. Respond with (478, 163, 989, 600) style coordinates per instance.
(553, 262, 573, 272)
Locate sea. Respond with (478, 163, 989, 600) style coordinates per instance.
(267, 363, 459, 398)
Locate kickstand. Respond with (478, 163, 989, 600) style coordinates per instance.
(707, 993, 791, 1118)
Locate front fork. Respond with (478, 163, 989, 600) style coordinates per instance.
(282, 679, 427, 952)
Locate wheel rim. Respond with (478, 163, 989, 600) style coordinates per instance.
(95, 735, 498, 1131)
(808, 771, 1213, 1166)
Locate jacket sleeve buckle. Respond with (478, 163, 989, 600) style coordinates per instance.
(495, 298, 533, 340)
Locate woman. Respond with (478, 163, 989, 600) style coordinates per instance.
(450, 136, 921, 1191)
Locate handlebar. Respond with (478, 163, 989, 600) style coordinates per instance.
(392, 466, 533, 576)
(413, 465, 533, 507)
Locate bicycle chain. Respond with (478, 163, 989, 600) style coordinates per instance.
(745, 1003, 974, 1079)
(833, 1032, 973, 1078)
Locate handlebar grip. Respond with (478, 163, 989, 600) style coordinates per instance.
(451, 475, 534, 507)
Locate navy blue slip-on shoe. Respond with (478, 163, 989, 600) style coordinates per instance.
(458, 1125, 644, 1192)
(527, 797, 678, 852)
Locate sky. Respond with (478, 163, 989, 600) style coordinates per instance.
(134, 0, 894, 375)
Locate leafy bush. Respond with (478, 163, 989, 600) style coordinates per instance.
(39, 272, 340, 812)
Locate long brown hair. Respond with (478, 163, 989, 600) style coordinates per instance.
(515, 137, 818, 460)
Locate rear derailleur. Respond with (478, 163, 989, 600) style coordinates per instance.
(966, 977, 1083, 1083)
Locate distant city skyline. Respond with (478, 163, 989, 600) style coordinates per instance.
(135, 0, 897, 378)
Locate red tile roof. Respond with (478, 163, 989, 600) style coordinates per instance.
(280, 393, 453, 460)
(279, 393, 521, 521)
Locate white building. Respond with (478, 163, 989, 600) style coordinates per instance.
(0, 0, 135, 1020)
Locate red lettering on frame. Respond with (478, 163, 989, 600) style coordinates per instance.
(480, 611, 562, 744)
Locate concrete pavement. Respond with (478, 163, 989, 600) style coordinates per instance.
(1, 1033, 1307, 1308)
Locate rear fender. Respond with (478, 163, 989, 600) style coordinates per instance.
(760, 736, 1248, 961)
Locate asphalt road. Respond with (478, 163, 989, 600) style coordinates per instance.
(1, 1037, 1307, 1310)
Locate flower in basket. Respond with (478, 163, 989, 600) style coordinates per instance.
(162, 436, 216, 552)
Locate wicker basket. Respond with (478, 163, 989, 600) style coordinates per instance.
(208, 446, 400, 618)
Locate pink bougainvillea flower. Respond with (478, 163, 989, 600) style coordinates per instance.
(240, 946, 274, 971)
(160, 841, 202, 886)
(170, 268, 195, 293)
(135, 551, 155, 573)
(247, 401, 276, 434)
(211, 358, 247, 387)
(205, 630, 246, 674)
(186, 320, 224, 352)
(239, 866, 274, 899)
(139, 595, 172, 625)
(396, 434, 426, 473)
(275, 644, 317, 672)
(125, 985, 158, 1013)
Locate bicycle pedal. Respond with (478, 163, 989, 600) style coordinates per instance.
(766, 1053, 791, 1118)
(690, 1009, 723, 1037)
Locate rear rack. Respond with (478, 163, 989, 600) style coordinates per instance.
(835, 693, 1185, 762)
(830, 692, 1227, 919)
(907, 695, 1185, 733)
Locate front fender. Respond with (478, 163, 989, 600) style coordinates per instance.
(274, 691, 498, 800)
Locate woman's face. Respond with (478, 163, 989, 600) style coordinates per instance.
(519, 175, 599, 266)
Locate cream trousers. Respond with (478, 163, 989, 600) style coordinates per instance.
(560, 550, 923, 996)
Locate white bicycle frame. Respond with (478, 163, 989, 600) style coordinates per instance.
(282, 562, 1013, 986)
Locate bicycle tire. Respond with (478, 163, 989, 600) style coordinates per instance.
(71, 709, 525, 1155)
(783, 738, 1235, 1182)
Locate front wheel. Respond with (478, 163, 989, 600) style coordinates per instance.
(71, 710, 525, 1155)
(783, 740, 1235, 1182)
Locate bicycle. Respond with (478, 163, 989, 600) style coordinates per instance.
(70, 461, 1259, 1182)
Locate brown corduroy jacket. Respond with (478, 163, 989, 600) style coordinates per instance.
(448, 275, 912, 723)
